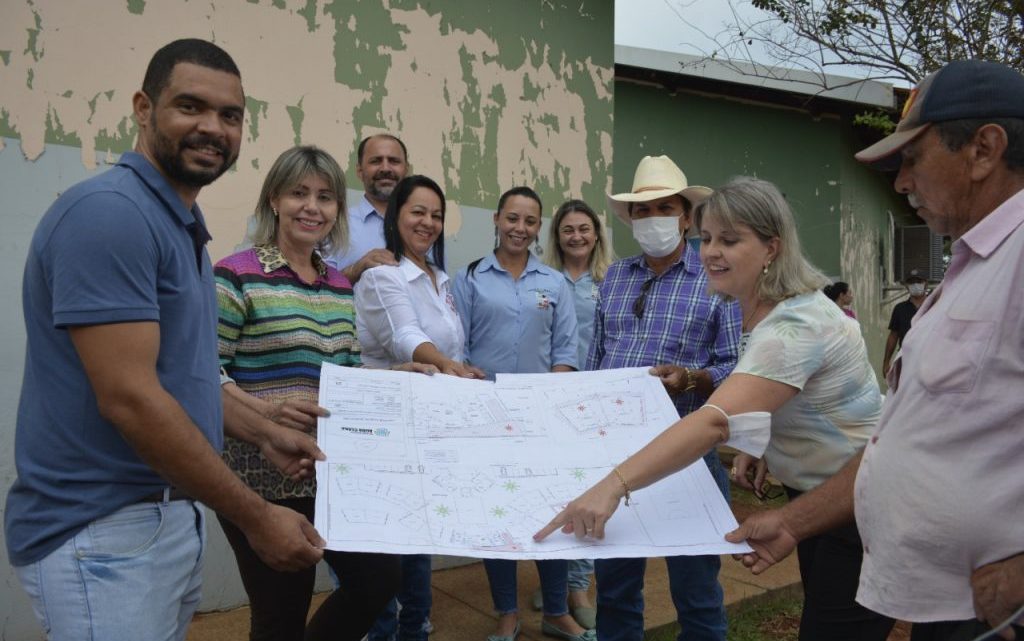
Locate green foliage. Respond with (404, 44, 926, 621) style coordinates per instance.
(733, 1, 1024, 86)
(853, 109, 896, 134)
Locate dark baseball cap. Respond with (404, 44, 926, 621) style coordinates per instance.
(855, 59, 1024, 167)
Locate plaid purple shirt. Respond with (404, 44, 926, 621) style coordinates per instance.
(586, 245, 741, 417)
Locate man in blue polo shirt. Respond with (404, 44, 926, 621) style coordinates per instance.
(5, 39, 324, 641)
(589, 155, 741, 641)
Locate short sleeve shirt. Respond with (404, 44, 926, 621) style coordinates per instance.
(452, 253, 578, 377)
(5, 152, 222, 566)
(887, 299, 919, 346)
(734, 291, 880, 491)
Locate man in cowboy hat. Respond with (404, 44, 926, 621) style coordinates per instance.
(727, 59, 1024, 640)
(587, 155, 741, 641)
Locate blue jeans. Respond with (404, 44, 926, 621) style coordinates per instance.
(484, 559, 570, 615)
(368, 554, 433, 641)
(14, 498, 205, 641)
(594, 450, 729, 641)
(568, 559, 594, 592)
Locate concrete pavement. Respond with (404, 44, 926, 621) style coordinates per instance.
(186, 552, 800, 640)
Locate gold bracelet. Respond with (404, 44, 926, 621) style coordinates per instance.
(683, 367, 697, 392)
(613, 466, 632, 506)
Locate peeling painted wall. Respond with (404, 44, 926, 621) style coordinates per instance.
(837, 135, 910, 384)
(0, 1, 612, 637)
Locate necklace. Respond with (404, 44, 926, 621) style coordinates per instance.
(742, 300, 765, 333)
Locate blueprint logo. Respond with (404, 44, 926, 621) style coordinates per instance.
(339, 426, 390, 437)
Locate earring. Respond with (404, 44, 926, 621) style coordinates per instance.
(533, 237, 543, 255)
(762, 260, 772, 275)
(273, 208, 279, 217)
(493, 226, 500, 249)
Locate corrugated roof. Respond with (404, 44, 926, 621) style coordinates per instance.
(616, 45, 895, 109)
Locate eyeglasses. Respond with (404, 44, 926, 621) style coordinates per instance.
(632, 278, 656, 318)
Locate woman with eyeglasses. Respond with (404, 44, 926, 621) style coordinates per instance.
(536, 177, 893, 641)
(453, 186, 589, 641)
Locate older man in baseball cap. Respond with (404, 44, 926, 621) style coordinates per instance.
(728, 59, 1024, 641)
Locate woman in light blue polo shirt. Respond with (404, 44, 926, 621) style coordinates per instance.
(534, 199, 613, 630)
(544, 199, 613, 369)
(452, 186, 589, 641)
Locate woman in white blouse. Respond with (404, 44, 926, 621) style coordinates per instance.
(355, 175, 483, 377)
(536, 177, 894, 641)
(354, 175, 483, 641)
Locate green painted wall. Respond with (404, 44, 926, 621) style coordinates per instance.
(612, 78, 909, 378)
(611, 80, 843, 275)
(0, 0, 613, 263)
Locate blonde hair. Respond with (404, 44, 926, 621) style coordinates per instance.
(696, 176, 828, 303)
(544, 199, 614, 282)
(248, 145, 348, 254)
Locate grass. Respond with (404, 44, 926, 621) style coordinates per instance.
(644, 589, 803, 641)
(728, 482, 787, 511)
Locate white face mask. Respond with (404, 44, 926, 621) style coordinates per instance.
(632, 216, 681, 257)
(908, 283, 926, 296)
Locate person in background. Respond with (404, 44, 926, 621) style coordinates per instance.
(217, 146, 430, 641)
(324, 133, 410, 283)
(882, 270, 927, 375)
(823, 281, 856, 319)
(355, 175, 484, 641)
(531, 198, 614, 629)
(453, 187, 589, 641)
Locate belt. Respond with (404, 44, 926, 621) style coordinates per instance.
(137, 487, 194, 503)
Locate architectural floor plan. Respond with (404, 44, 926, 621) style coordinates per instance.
(314, 366, 750, 559)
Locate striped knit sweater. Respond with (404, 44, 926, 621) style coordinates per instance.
(215, 244, 360, 499)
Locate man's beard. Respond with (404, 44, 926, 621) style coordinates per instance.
(366, 171, 399, 201)
(151, 122, 237, 189)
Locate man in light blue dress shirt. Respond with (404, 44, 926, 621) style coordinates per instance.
(325, 134, 409, 283)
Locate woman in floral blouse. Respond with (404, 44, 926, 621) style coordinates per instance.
(537, 177, 893, 641)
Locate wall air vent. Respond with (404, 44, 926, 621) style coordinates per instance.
(894, 225, 944, 282)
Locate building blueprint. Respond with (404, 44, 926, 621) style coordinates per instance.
(314, 365, 751, 559)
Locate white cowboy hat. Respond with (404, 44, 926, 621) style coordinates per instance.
(607, 155, 712, 227)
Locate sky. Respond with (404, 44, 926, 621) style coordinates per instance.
(614, 0, 762, 59)
(614, 0, 892, 85)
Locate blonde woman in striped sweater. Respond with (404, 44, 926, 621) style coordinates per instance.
(216, 146, 427, 641)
